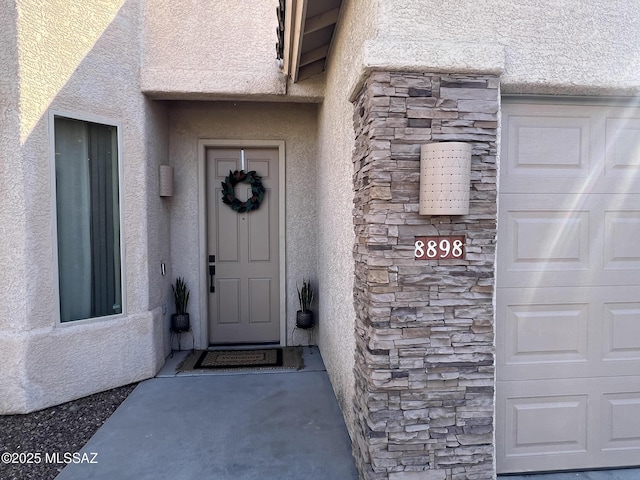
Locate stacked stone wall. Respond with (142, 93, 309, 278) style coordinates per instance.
(351, 72, 499, 480)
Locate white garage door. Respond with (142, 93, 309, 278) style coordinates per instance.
(496, 99, 640, 474)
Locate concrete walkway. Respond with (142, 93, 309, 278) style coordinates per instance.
(54, 346, 639, 480)
(55, 347, 358, 480)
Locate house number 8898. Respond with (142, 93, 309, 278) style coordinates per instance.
(414, 236, 465, 260)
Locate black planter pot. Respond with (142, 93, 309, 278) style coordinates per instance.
(296, 310, 314, 329)
(171, 313, 190, 332)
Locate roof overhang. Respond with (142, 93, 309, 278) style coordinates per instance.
(279, 0, 343, 82)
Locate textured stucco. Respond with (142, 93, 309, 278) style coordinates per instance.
(0, 313, 159, 414)
(372, 0, 640, 95)
(140, 0, 640, 99)
(0, 1, 26, 333)
(15, 0, 151, 329)
(167, 101, 318, 349)
(314, 0, 379, 441)
(141, 0, 323, 101)
(143, 98, 173, 358)
(16, 1, 125, 141)
(0, 0, 167, 413)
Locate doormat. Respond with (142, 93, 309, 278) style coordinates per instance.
(177, 347, 303, 372)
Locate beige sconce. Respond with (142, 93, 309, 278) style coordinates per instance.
(159, 165, 174, 197)
(419, 142, 471, 215)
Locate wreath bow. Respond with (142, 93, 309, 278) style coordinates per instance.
(221, 170, 265, 213)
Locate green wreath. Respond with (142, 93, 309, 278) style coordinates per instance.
(221, 170, 265, 213)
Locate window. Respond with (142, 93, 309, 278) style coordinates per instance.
(53, 115, 123, 322)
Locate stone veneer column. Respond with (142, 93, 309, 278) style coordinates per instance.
(351, 72, 499, 480)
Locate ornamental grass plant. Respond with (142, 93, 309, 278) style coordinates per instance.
(297, 279, 313, 313)
(172, 277, 190, 315)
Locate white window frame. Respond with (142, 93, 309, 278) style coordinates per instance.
(49, 109, 126, 326)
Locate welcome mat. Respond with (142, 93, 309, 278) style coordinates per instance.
(178, 347, 303, 372)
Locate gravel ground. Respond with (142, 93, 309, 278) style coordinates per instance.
(0, 383, 137, 480)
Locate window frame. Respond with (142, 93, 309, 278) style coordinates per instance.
(49, 110, 126, 326)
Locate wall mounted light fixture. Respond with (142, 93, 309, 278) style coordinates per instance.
(419, 142, 471, 215)
(159, 165, 174, 197)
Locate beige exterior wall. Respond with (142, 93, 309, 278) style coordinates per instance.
(143, 98, 173, 364)
(142, 0, 640, 100)
(141, 0, 324, 101)
(361, 0, 640, 95)
(0, 0, 167, 413)
(0, 1, 24, 333)
(166, 101, 318, 348)
(314, 0, 379, 439)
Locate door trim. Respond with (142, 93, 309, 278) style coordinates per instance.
(197, 139, 286, 347)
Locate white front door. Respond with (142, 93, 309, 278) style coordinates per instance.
(206, 147, 280, 344)
(496, 100, 640, 473)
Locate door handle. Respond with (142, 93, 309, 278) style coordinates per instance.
(208, 255, 216, 293)
(209, 264, 215, 293)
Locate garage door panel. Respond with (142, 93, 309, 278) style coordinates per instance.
(498, 379, 592, 473)
(498, 378, 640, 473)
(502, 105, 591, 195)
(501, 206, 589, 276)
(503, 302, 589, 367)
(506, 114, 589, 174)
(603, 302, 640, 362)
(605, 117, 640, 177)
(601, 390, 640, 452)
(500, 195, 640, 288)
(594, 289, 640, 377)
(507, 394, 588, 453)
(604, 209, 640, 271)
(498, 289, 594, 382)
(498, 286, 640, 381)
(502, 104, 640, 195)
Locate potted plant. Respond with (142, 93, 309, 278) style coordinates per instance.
(171, 277, 190, 332)
(296, 279, 314, 329)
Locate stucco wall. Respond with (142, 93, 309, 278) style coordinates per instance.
(167, 101, 317, 348)
(141, 0, 323, 101)
(314, 0, 379, 440)
(143, 99, 174, 359)
(143, 0, 640, 100)
(0, 1, 25, 333)
(365, 0, 640, 95)
(0, 0, 166, 413)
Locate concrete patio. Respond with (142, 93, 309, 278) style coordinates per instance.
(53, 346, 639, 480)
(55, 347, 358, 480)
